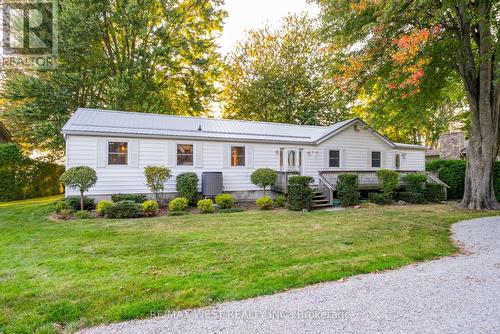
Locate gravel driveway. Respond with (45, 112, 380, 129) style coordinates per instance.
(80, 216, 500, 334)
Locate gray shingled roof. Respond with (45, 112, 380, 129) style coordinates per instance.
(62, 108, 425, 149)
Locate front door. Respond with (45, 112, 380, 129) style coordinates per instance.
(282, 148, 302, 173)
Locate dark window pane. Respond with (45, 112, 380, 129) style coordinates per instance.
(108, 142, 128, 165)
(372, 151, 381, 168)
(329, 150, 340, 167)
(231, 146, 245, 166)
(177, 144, 193, 165)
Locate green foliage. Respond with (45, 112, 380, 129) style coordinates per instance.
(368, 192, 393, 205)
(197, 199, 215, 214)
(424, 184, 446, 203)
(250, 168, 277, 195)
(144, 166, 172, 205)
(256, 196, 273, 210)
(215, 194, 234, 209)
(376, 169, 399, 196)
(2, 0, 225, 158)
(218, 208, 245, 213)
(54, 201, 71, 214)
(168, 197, 189, 212)
(402, 173, 428, 193)
(105, 201, 142, 219)
(60, 166, 97, 210)
(287, 176, 314, 211)
(221, 14, 346, 125)
(74, 210, 93, 220)
(274, 195, 287, 208)
(336, 174, 360, 206)
(141, 200, 159, 217)
(96, 200, 113, 216)
(63, 196, 96, 211)
(0, 144, 63, 202)
(168, 211, 190, 217)
(398, 192, 426, 204)
(176, 172, 199, 206)
(426, 160, 466, 199)
(111, 194, 147, 204)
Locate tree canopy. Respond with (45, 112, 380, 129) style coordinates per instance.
(220, 14, 347, 125)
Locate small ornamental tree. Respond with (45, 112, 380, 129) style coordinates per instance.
(251, 168, 277, 195)
(60, 166, 97, 211)
(144, 166, 172, 205)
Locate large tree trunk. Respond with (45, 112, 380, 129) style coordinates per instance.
(456, 2, 499, 210)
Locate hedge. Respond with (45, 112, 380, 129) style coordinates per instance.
(336, 174, 360, 206)
(176, 172, 199, 206)
(0, 144, 64, 201)
(426, 160, 500, 200)
(287, 176, 314, 211)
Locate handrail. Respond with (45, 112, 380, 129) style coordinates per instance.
(427, 172, 450, 188)
(318, 174, 335, 203)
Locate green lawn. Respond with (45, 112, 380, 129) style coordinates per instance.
(0, 197, 497, 334)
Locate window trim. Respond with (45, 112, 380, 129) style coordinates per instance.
(394, 153, 401, 169)
(176, 143, 194, 166)
(371, 151, 382, 168)
(107, 141, 129, 166)
(328, 149, 341, 168)
(230, 145, 246, 167)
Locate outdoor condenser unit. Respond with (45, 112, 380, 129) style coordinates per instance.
(202, 172, 223, 197)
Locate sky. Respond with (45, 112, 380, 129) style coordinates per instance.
(217, 0, 320, 55)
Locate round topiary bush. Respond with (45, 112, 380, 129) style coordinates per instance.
(251, 168, 277, 195)
(96, 200, 113, 216)
(176, 172, 199, 206)
(256, 196, 273, 210)
(215, 194, 234, 209)
(168, 197, 189, 212)
(197, 199, 214, 213)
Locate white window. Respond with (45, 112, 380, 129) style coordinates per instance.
(395, 154, 401, 169)
(231, 146, 245, 166)
(329, 150, 340, 167)
(371, 151, 381, 168)
(177, 144, 193, 166)
(288, 150, 296, 166)
(108, 142, 128, 165)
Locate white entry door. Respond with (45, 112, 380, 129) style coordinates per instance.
(284, 149, 302, 173)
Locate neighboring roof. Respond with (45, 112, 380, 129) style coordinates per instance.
(62, 108, 426, 149)
(0, 121, 13, 143)
(425, 149, 440, 156)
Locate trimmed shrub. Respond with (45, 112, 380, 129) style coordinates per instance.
(168, 197, 189, 212)
(402, 173, 427, 193)
(256, 196, 273, 210)
(168, 211, 190, 216)
(368, 192, 392, 205)
(141, 200, 159, 216)
(426, 160, 466, 199)
(96, 200, 113, 216)
(60, 166, 97, 211)
(54, 200, 71, 214)
(74, 210, 93, 220)
(424, 183, 446, 202)
(105, 200, 142, 219)
(376, 169, 399, 196)
(144, 165, 172, 205)
(251, 168, 277, 195)
(274, 195, 287, 208)
(0, 144, 64, 202)
(176, 172, 199, 206)
(336, 174, 360, 206)
(398, 192, 426, 204)
(218, 208, 245, 213)
(111, 194, 147, 203)
(287, 176, 314, 211)
(197, 199, 214, 213)
(64, 196, 95, 211)
(215, 194, 234, 209)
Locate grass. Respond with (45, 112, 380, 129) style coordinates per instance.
(0, 197, 497, 333)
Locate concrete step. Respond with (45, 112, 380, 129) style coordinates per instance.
(313, 203, 332, 208)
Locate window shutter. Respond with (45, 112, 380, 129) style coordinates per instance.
(223, 144, 230, 168)
(129, 139, 139, 167)
(380, 151, 386, 168)
(194, 143, 203, 167)
(97, 138, 107, 168)
(167, 142, 176, 167)
(246, 145, 254, 168)
(324, 149, 330, 168)
(341, 149, 347, 168)
(367, 149, 372, 168)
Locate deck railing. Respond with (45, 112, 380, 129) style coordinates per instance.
(274, 171, 300, 194)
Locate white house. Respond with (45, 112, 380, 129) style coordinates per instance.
(62, 108, 431, 204)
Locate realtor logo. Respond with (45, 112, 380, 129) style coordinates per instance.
(0, 0, 58, 69)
